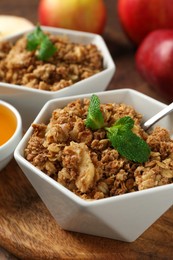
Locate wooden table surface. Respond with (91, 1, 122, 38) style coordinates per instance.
(0, 0, 173, 259)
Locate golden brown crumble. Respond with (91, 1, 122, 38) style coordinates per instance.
(24, 99, 173, 200)
(0, 33, 103, 91)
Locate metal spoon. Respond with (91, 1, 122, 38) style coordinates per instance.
(143, 102, 173, 131)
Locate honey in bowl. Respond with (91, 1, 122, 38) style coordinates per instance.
(0, 104, 17, 146)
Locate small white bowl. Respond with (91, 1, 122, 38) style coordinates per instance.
(0, 26, 115, 129)
(0, 100, 22, 171)
(14, 89, 173, 242)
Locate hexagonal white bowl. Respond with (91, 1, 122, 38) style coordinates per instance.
(14, 89, 173, 242)
(0, 26, 115, 129)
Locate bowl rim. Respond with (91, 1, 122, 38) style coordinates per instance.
(0, 99, 22, 149)
(14, 88, 173, 206)
(0, 25, 115, 95)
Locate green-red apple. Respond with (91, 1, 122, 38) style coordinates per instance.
(38, 0, 106, 34)
(135, 29, 173, 102)
(118, 0, 173, 45)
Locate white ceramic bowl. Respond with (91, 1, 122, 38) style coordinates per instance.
(0, 26, 115, 130)
(14, 89, 173, 242)
(0, 100, 22, 171)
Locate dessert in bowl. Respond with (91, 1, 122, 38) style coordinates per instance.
(14, 89, 173, 242)
(0, 26, 115, 129)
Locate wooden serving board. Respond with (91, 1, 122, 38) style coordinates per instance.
(0, 159, 173, 259)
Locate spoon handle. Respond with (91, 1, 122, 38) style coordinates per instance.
(143, 102, 173, 131)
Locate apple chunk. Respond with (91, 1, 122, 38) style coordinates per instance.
(135, 29, 173, 102)
(0, 15, 34, 39)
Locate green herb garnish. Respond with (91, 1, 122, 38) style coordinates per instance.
(85, 95, 151, 163)
(27, 25, 57, 61)
(85, 94, 105, 130)
(106, 116, 151, 163)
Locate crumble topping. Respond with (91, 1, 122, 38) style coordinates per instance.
(24, 99, 173, 200)
(0, 33, 103, 91)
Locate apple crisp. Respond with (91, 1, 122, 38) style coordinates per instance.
(24, 99, 173, 200)
(0, 32, 103, 91)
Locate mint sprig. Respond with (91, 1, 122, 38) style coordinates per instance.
(85, 95, 150, 163)
(85, 94, 104, 130)
(27, 25, 57, 61)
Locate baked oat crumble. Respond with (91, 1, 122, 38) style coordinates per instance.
(0, 32, 103, 91)
(24, 99, 173, 200)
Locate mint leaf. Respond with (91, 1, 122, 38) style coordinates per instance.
(106, 116, 150, 163)
(114, 116, 134, 132)
(26, 25, 57, 61)
(85, 94, 104, 130)
(27, 26, 44, 51)
(111, 130, 151, 163)
(38, 36, 57, 60)
(106, 116, 134, 136)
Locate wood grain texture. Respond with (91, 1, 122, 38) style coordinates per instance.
(0, 0, 173, 259)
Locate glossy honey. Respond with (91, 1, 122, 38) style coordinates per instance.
(0, 104, 17, 146)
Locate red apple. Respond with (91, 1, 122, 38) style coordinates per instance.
(118, 0, 173, 45)
(135, 29, 173, 102)
(38, 0, 106, 34)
